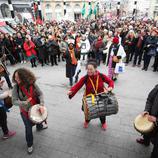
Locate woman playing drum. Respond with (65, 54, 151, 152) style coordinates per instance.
(68, 59, 114, 130)
(136, 84, 158, 158)
(12, 68, 47, 154)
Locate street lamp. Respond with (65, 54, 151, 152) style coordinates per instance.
(117, 1, 121, 18)
(8, 0, 15, 18)
(37, 0, 42, 20)
(63, 1, 66, 16)
(133, 1, 137, 19)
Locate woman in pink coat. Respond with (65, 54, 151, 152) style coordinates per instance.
(23, 36, 37, 68)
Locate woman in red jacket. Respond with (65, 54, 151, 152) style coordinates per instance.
(68, 59, 114, 130)
(23, 36, 37, 68)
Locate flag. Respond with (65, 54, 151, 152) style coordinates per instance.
(93, 3, 98, 15)
(81, 3, 86, 16)
(88, 3, 93, 17)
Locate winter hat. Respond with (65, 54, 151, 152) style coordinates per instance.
(112, 37, 119, 44)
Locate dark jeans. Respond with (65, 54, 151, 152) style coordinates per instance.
(21, 113, 43, 147)
(0, 107, 8, 135)
(143, 53, 152, 69)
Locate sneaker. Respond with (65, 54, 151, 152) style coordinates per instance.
(27, 146, 33, 154)
(101, 123, 107, 131)
(83, 121, 89, 128)
(2, 131, 16, 140)
(136, 138, 150, 147)
(24, 61, 27, 64)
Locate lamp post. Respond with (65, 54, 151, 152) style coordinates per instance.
(117, 1, 120, 18)
(133, 1, 137, 19)
(8, 0, 15, 18)
(37, 0, 42, 20)
(64, 1, 66, 16)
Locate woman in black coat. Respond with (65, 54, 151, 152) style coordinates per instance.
(136, 84, 158, 158)
(65, 42, 77, 86)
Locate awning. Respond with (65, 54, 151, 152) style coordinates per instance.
(13, 4, 32, 13)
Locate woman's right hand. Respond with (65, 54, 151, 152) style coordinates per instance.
(27, 97, 32, 103)
(141, 111, 149, 117)
(67, 91, 73, 96)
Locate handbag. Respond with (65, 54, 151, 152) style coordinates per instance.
(4, 96, 13, 109)
(114, 62, 125, 74)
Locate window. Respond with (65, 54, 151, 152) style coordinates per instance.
(46, 13, 52, 21)
(0, 3, 11, 18)
(46, 4, 51, 10)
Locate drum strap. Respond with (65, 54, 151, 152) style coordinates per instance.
(19, 85, 37, 119)
(20, 85, 37, 106)
(87, 75, 99, 105)
(89, 75, 99, 95)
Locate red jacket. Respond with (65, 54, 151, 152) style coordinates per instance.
(70, 71, 114, 99)
(23, 40, 36, 57)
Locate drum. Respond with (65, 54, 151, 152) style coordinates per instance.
(113, 56, 119, 63)
(134, 114, 155, 134)
(28, 104, 48, 124)
(83, 93, 118, 120)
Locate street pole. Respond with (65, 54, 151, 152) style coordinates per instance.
(64, 1, 66, 16)
(8, 0, 15, 18)
(37, 0, 42, 20)
(31, 1, 36, 21)
(117, 1, 120, 18)
(133, 1, 137, 20)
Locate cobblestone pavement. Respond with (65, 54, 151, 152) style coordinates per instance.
(0, 61, 157, 158)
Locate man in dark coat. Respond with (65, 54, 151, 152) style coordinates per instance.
(136, 84, 158, 158)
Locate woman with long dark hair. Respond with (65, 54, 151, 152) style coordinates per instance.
(12, 68, 47, 154)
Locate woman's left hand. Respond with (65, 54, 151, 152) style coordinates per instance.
(107, 87, 113, 92)
(148, 115, 156, 123)
(39, 106, 45, 115)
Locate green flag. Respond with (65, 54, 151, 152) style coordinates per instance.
(93, 3, 98, 15)
(88, 3, 93, 17)
(81, 3, 86, 16)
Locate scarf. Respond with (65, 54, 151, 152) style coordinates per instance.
(69, 48, 77, 65)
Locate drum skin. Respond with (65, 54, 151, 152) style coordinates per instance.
(29, 104, 48, 124)
(134, 114, 155, 134)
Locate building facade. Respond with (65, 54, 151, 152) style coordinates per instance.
(0, 0, 32, 22)
(41, 0, 96, 21)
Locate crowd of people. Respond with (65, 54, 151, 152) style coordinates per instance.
(0, 16, 158, 157)
(0, 17, 157, 72)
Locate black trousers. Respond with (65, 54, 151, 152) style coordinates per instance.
(133, 47, 143, 65)
(143, 53, 152, 69)
(143, 130, 158, 158)
(50, 55, 57, 66)
(102, 53, 107, 64)
(30, 58, 36, 67)
(153, 55, 158, 71)
(0, 107, 8, 135)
